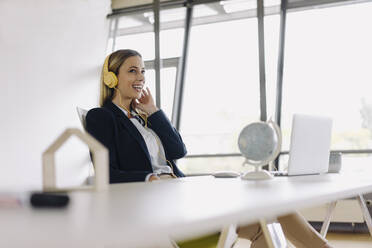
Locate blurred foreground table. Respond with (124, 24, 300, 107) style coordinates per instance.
(1, 161, 372, 247)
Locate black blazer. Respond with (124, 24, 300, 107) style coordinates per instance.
(86, 101, 187, 183)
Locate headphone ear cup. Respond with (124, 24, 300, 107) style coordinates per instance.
(103, 55, 118, 88)
(103, 71, 118, 88)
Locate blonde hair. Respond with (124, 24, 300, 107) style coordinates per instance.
(99, 49, 142, 107)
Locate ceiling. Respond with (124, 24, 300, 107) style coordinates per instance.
(111, 0, 362, 10)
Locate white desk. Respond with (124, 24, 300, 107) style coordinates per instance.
(1, 162, 372, 247)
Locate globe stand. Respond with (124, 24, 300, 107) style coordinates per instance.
(241, 166, 273, 180)
(238, 119, 282, 181)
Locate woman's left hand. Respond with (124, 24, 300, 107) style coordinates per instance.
(132, 87, 159, 115)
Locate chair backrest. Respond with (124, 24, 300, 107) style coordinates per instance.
(76, 106, 88, 131)
(76, 106, 95, 185)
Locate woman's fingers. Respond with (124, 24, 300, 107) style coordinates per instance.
(143, 87, 155, 102)
(145, 87, 152, 97)
(138, 88, 150, 103)
(141, 87, 148, 97)
(138, 95, 147, 104)
(134, 87, 157, 115)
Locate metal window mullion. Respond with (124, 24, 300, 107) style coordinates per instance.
(186, 153, 242, 158)
(154, 0, 161, 108)
(172, 1, 193, 130)
(145, 57, 179, 70)
(280, 149, 372, 155)
(257, 0, 267, 122)
(275, 0, 287, 127)
(274, 0, 288, 169)
(184, 149, 372, 159)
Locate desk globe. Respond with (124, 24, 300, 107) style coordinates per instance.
(238, 119, 282, 180)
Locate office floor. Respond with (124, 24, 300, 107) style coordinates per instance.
(234, 232, 372, 247)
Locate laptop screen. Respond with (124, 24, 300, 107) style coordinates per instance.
(287, 114, 333, 176)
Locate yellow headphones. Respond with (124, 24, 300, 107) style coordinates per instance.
(103, 55, 118, 88)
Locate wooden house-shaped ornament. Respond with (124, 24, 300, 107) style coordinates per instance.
(42, 128, 108, 192)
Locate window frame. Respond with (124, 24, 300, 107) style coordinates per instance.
(108, 0, 372, 170)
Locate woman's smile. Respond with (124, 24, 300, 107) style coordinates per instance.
(132, 83, 143, 93)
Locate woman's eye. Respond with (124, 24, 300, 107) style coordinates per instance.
(129, 69, 136, 73)
(141, 70, 146, 75)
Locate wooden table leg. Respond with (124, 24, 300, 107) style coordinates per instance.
(357, 194, 372, 236)
(260, 219, 288, 248)
(320, 201, 337, 237)
(217, 224, 238, 248)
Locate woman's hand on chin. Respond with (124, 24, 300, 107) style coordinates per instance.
(132, 87, 158, 115)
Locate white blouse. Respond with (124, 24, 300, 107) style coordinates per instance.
(114, 104, 173, 179)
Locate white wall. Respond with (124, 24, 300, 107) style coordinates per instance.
(0, 0, 111, 190)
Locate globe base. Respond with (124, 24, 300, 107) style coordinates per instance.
(241, 169, 273, 180)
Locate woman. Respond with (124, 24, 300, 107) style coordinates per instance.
(86, 49, 333, 248)
(86, 49, 186, 183)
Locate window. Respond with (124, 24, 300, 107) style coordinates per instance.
(108, 0, 372, 174)
(144, 67, 177, 118)
(178, 18, 260, 173)
(109, 8, 186, 114)
(281, 2, 372, 151)
(279, 2, 372, 168)
(177, 1, 282, 174)
(115, 32, 155, 61)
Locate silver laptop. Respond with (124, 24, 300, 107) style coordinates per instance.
(274, 114, 333, 176)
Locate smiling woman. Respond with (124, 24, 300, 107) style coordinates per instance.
(85, 49, 187, 183)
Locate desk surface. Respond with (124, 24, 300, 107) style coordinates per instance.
(2, 160, 372, 247)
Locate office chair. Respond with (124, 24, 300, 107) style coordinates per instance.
(76, 106, 95, 185)
(76, 106, 88, 131)
(177, 224, 237, 248)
